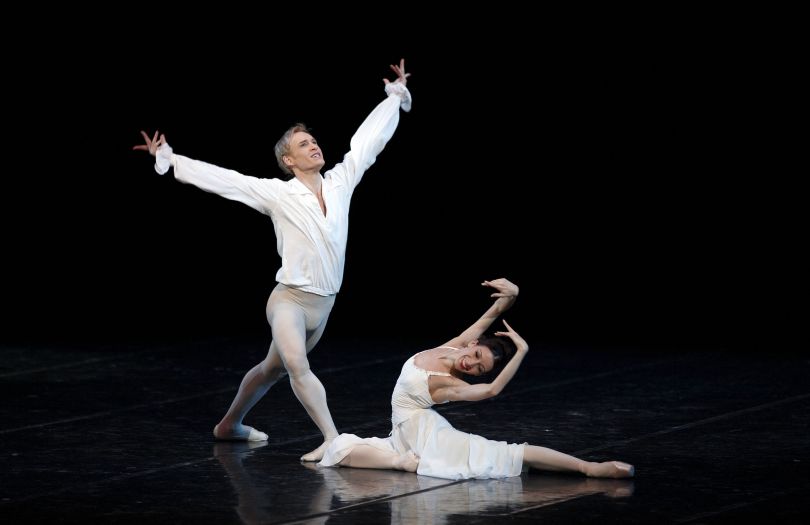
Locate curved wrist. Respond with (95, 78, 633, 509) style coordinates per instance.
(384, 82, 412, 112)
(154, 143, 174, 175)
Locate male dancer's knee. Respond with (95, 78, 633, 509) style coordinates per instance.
(283, 355, 311, 379)
(258, 359, 285, 380)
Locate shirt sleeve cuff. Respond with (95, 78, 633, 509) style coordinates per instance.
(154, 143, 174, 175)
(384, 82, 412, 112)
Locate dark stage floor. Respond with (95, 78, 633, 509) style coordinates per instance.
(1, 336, 807, 524)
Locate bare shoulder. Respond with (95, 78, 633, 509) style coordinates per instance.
(413, 347, 443, 371)
(412, 349, 430, 370)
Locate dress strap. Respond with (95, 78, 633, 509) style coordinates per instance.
(436, 345, 459, 351)
(410, 350, 453, 377)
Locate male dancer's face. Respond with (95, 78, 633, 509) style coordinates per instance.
(285, 132, 325, 174)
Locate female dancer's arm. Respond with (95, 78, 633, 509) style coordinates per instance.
(442, 278, 519, 349)
(432, 321, 529, 403)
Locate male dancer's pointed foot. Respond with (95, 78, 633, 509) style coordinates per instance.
(585, 461, 635, 479)
(301, 439, 334, 462)
(213, 423, 268, 442)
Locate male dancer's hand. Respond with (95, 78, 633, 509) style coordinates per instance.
(133, 130, 167, 156)
(383, 58, 410, 86)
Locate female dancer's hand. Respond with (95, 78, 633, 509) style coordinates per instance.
(495, 320, 529, 353)
(482, 278, 519, 299)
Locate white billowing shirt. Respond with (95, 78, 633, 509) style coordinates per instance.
(154, 83, 411, 296)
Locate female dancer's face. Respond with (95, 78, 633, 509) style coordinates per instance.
(455, 345, 495, 376)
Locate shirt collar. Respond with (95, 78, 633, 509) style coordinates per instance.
(287, 177, 314, 195)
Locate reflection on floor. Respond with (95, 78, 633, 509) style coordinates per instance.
(1, 336, 808, 523)
(213, 440, 633, 524)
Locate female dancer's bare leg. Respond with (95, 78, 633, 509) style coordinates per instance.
(337, 445, 419, 472)
(523, 445, 634, 478)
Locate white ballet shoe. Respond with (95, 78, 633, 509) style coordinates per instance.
(611, 461, 634, 478)
(247, 428, 269, 442)
(586, 461, 635, 479)
(213, 424, 268, 442)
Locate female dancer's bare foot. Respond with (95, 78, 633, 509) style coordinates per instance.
(301, 439, 334, 462)
(213, 423, 268, 442)
(585, 461, 635, 479)
(393, 451, 420, 473)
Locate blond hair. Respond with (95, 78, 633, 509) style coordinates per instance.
(274, 123, 310, 176)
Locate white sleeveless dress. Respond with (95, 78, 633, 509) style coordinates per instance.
(320, 350, 525, 480)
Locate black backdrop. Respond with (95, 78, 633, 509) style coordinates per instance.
(1, 15, 778, 351)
